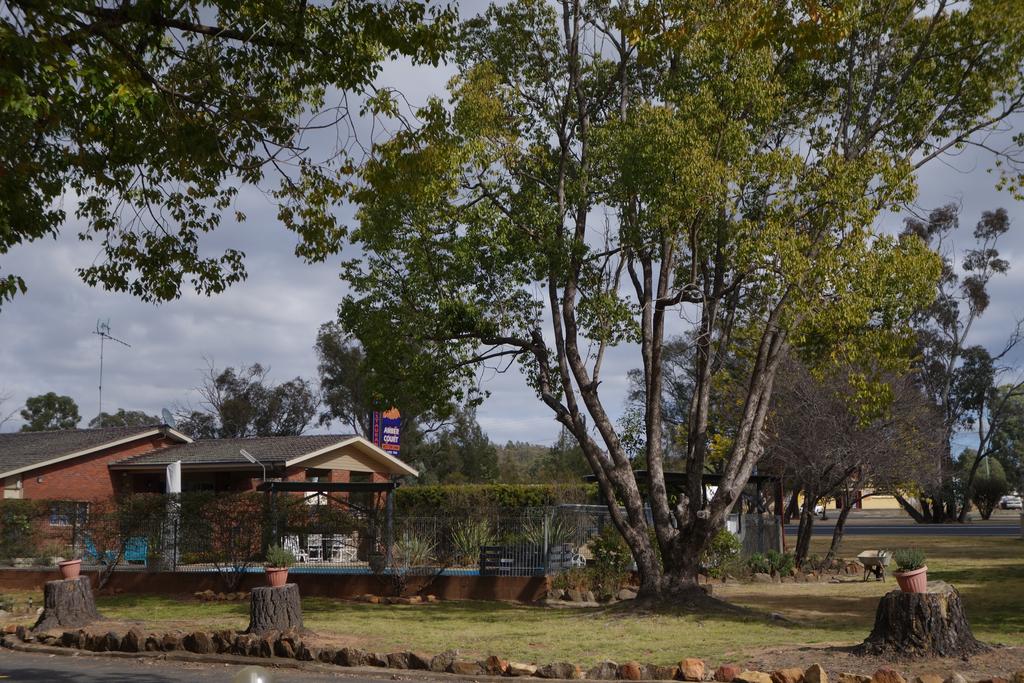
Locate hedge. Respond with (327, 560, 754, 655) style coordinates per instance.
(394, 483, 599, 516)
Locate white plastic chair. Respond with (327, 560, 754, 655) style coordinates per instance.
(328, 534, 359, 563)
(283, 535, 309, 563)
(306, 534, 324, 562)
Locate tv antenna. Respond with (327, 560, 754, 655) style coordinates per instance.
(93, 319, 131, 420)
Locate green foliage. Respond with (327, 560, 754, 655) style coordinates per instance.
(392, 532, 436, 569)
(450, 519, 494, 566)
(265, 544, 296, 568)
(701, 529, 742, 578)
(395, 484, 597, 516)
(0, 500, 45, 561)
(416, 404, 499, 484)
(19, 393, 80, 431)
(1, 1, 455, 309)
(551, 567, 590, 593)
(333, 0, 1024, 585)
(522, 515, 578, 548)
(588, 526, 632, 599)
(747, 553, 771, 575)
(89, 409, 160, 429)
(960, 450, 1011, 520)
(893, 548, 927, 572)
(765, 550, 796, 577)
(176, 362, 318, 438)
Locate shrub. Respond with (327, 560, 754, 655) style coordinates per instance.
(701, 529, 742, 578)
(450, 519, 493, 565)
(588, 525, 632, 599)
(392, 533, 436, 569)
(265, 545, 296, 568)
(765, 550, 795, 576)
(395, 484, 597, 516)
(893, 548, 926, 572)
(747, 552, 771, 574)
(551, 567, 589, 592)
(523, 514, 579, 549)
(0, 500, 45, 560)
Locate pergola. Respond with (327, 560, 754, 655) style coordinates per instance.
(256, 479, 401, 556)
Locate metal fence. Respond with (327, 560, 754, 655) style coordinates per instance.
(0, 497, 780, 581)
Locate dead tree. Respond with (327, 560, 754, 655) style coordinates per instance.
(246, 584, 303, 635)
(33, 577, 101, 631)
(856, 583, 989, 659)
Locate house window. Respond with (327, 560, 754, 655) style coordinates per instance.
(305, 469, 330, 506)
(49, 502, 88, 527)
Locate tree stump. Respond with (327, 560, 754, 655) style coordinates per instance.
(855, 582, 989, 659)
(246, 584, 303, 635)
(33, 577, 101, 632)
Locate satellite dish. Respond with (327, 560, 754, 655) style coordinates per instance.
(161, 408, 177, 428)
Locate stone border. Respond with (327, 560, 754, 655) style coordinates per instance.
(3, 627, 1022, 683)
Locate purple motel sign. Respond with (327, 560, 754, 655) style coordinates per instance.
(372, 407, 401, 456)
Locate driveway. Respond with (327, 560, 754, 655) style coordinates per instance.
(0, 650, 382, 682)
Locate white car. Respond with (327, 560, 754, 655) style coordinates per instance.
(1000, 495, 1023, 510)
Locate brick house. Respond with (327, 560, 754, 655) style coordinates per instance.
(0, 427, 417, 505)
(109, 433, 418, 493)
(0, 425, 193, 502)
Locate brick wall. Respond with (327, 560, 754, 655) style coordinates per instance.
(20, 434, 178, 502)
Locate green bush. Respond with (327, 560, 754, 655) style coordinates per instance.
(765, 550, 795, 576)
(551, 567, 589, 592)
(747, 552, 771, 574)
(588, 525, 632, 599)
(893, 548, 926, 572)
(450, 519, 493, 565)
(392, 533, 436, 568)
(395, 484, 597, 516)
(265, 544, 296, 568)
(701, 529, 742, 578)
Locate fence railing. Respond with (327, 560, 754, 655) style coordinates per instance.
(0, 496, 781, 584)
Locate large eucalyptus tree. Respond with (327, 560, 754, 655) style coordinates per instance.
(339, 0, 1024, 598)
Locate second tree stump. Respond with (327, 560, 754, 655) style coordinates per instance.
(246, 584, 303, 635)
(33, 577, 101, 631)
(856, 582, 988, 658)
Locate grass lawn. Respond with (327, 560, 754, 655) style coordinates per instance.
(4, 534, 1022, 668)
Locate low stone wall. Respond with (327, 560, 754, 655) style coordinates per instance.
(0, 569, 548, 603)
(5, 627, 1023, 683)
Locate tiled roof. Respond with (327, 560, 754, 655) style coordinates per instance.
(113, 434, 359, 467)
(0, 425, 168, 476)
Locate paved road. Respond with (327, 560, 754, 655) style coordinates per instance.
(783, 509, 1022, 537)
(784, 523, 1020, 536)
(0, 650, 380, 682)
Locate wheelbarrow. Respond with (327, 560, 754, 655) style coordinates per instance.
(856, 550, 891, 582)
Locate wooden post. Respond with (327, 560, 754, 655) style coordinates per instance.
(33, 577, 101, 632)
(856, 582, 989, 658)
(246, 584, 303, 635)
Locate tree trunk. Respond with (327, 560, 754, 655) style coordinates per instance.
(856, 582, 989, 659)
(784, 488, 801, 524)
(824, 499, 855, 565)
(33, 577, 101, 632)
(246, 584, 304, 635)
(793, 499, 816, 567)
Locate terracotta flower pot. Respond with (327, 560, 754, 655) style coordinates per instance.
(266, 567, 289, 588)
(894, 565, 928, 593)
(58, 559, 82, 580)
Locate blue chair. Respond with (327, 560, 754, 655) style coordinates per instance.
(83, 537, 115, 565)
(123, 537, 148, 566)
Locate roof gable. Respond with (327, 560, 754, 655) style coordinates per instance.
(0, 425, 192, 479)
(112, 434, 418, 477)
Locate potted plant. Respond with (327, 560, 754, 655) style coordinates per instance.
(892, 548, 927, 593)
(265, 545, 296, 588)
(58, 556, 82, 580)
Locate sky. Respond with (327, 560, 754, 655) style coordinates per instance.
(1, 42, 1024, 450)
